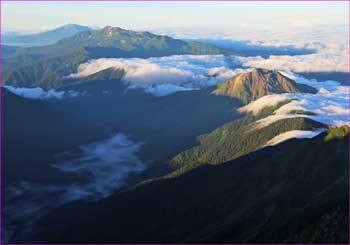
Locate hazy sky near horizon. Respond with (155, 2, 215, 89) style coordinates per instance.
(2, 1, 348, 32)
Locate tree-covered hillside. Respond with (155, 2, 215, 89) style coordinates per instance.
(169, 101, 325, 176)
(32, 126, 349, 244)
(3, 26, 227, 90)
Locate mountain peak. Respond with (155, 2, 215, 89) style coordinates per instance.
(102, 25, 115, 35)
(101, 26, 125, 35)
(62, 24, 75, 28)
(251, 67, 269, 75)
(58, 24, 90, 30)
(102, 25, 113, 31)
(214, 69, 317, 104)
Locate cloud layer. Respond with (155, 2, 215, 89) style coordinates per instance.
(4, 133, 144, 241)
(157, 24, 349, 73)
(265, 129, 326, 146)
(240, 73, 350, 129)
(235, 27, 349, 73)
(4, 85, 80, 100)
(238, 52, 348, 73)
(67, 46, 348, 97)
(52, 133, 144, 198)
(67, 55, 249, 96)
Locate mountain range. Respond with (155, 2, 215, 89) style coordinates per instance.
(3, 26, 228, 90)
(2, 24, 94, 47)
(2, 24, 349, 244)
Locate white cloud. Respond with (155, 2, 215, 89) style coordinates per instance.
(265, 129, 326, 146)
(67, 55, 248, 96)
(233, 25, 349, 73)
(4, 133, 144, 239)
(156, 25, 349, 74)
(67, 42, 348, 97)
(239, 52, 348, 73)
(239, 94, 291, 115)
(240, 72, 350, 128)
(52, 133, 144, 198)
(251, 114, 302, 131)
(4, 85, 81, 100)
(143, 84, 198, 96)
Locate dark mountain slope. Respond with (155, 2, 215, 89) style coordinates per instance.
(53, 77, 241, 166)
(214, 68, 317, 104)
(2, 45, 20, 58)
(1, 87, 108, 185)
(2, 77, 242, 243)
(33, 126, 349, 243)
(2, 77, 241, 185)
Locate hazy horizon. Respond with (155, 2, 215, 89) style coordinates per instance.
(2, 1, 348, 33)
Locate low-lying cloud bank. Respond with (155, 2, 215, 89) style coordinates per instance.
(265, 129, 326, 146)
(155, 24, 349, 73)
(4, 133, 144, 242)
(234, 27, 349, 73)
(238, 52, 348, 73)
(240, 73, 350, 129)
(52, 133, 144, 198)
(67, 55, 249, 96)
(4, 85, 81, 100)
(67, 47, 348, 97)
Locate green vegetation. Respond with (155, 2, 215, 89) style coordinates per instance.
(169, 117, 325, 177)
(182, 41, 223, 54)
(169, 100, 325, 176)
(73, 68, 126, 85)
(3, 26, 226, 90)
(4, 48, 89, 89)
(50, 27, 223, 55)
(33, 126, 349, 244)
(324, 125, 349, 141)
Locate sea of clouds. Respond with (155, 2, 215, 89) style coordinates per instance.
(5, 50, 349, 148)
(6, 24, 349, 99)
(67, 55, 250, 96)
(4, 133, 144, 242)
(154, 24, 349, 73)
(238, 52, 347, 73)
(5, 24, 349, 99)
(65, 53, 349, 135)
(65, 40, 348, 96)
(236, 30, 349, 73)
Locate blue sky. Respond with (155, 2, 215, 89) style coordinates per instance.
(2, 1, 348, 32)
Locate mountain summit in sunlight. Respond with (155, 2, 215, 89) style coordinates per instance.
(55, 25, 223, 56)
(214, 68, 317, 104)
